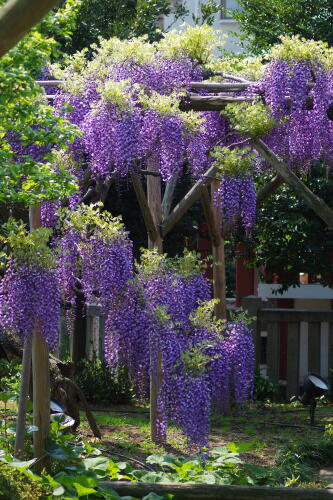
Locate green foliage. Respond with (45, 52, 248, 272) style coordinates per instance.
(234, 0, 333, 55)
(60, 203, 128, 243)
(253, 368, 279, 402)
(0, 28, 79, 205)
(158, 24, 222, 64)
(191, 0, 224, 26)
(222, 102, 276, 139)
(55, 0, 181, 55)
(189, 299, 224, 330)
(272, 427, 333, 485)
(0, 464, 50, 500)
(137, 248, 205, 280)
(207, 54, 265, 82)
(252, 163, 333, 290)
(180, 342, 213, 377)
(76, 359, 133, 404)
(0, 358, 22, 394)
(211, 146, 256, 176)
(270, 35, 333, 68)
(1, 220, 54, 269)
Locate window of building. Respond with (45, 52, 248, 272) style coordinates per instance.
(221, 0, 239, 19)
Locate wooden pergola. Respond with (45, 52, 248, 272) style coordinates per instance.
(33, 76, 333, 445)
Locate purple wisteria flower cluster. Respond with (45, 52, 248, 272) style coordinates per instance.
(0, 257, 60, 351)
(256, 59, 333, 169)
(104, 251, 254, 449)
(214, 174, 256, 234)
(53, 55, 229, 182)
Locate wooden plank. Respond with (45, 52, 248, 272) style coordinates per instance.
(260, 308, 333, 323)
(14, 334, 32, 457)
(200, 187, 221, 247)
(180, 94, 253, 111)
(308, 322, 321, 374)
(190, 81, 250, 91)
(253, 139, 333, 229)
(99, 481, 333, 499)
(266, 322, 280, 384)
(286, 322, 300, 400)
(298, 321, 308, 385)
(320, 322, 329, 379)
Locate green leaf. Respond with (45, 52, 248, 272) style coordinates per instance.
(73, 482, 97, 497)
(139, 472, 175, 483)
(142, 493, 165, 500)
(53, 485, 66, 496)
(47, 443, 68, 461)
(8, 458, 37, 469)
(83, 456, 110, 471)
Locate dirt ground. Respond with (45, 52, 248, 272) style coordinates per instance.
(78, 402, 333, 470)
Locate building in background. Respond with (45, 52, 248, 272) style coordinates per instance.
(164, 0, 243, 53)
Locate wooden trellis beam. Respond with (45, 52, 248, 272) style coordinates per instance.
(253, 139, 333, 229)
(190, 81, 250, 92)
(0, 0, 62, 58)
(130, 171, 158, 243)
(161, 174, 178, 221)
(161, 163, 219, 237)
(256, 175, 284, 205)
(180, 94, 253, 112)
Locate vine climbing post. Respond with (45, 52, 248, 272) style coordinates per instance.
(147, 164, 163, 444)
(14, 335, 32, 457)
(201, 184, 226, 320)
(211, 180, 226, 320)
(29, 205, 50, 466)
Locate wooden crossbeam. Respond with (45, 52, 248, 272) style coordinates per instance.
(257, 175, 284, 205)
(190, 81, 250, 92)
(253, 139, 333, 228)
(180, 94, 253, 112)
(161, 164, 219, 237)
(161, 173, 178, 221)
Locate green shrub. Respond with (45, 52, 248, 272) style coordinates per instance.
(75, 359, 133, 404)
(0, 464, 50, 500)
(254, 368, 279, 402)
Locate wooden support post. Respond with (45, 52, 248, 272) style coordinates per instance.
(210, 182, 226, 320)
(146, 162, 163, 444)
(29, 206, 50, 466)
(14, 334, 32, 457)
